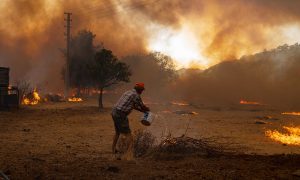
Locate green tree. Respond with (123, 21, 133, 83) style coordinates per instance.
(90, 48, 131, 109)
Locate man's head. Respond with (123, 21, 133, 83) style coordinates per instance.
(134, 82, 145, 94)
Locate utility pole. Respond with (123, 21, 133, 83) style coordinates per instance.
(64, 12, 72, 98)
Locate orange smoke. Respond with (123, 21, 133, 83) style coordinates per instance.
(1, 0, 300, 90)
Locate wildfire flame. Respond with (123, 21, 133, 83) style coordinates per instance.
(68, 97, 83, 102)
(240, 100, 262, 105)
(265, 126, 300, 146)
(22, 89, 41, 105)
(171, 101, 190, 106)
(281, 112, 300, 116)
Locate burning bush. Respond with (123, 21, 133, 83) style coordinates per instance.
(22, 88, 41, 105)
(16, 80, 31, 103)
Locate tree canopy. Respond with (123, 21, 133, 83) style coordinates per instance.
(90, 48, 131, 108)
(122, 52, 176, 85)
(121, 52, 177, 99)
(91, 49, 131, 89)
(62, 30, 99, 90)
(70, 30, 99, 89)
(61, 29, 131, 108)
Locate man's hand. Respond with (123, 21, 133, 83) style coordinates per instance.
(143, 106, 150, 112)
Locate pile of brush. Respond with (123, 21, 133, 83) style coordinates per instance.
(121, 130, 241, 159)
(156, 135, 224, 155)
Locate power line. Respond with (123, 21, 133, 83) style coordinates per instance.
(67, 0, 159, 19)
(67, 0, 152, 14)
(66, 0, 159, 30)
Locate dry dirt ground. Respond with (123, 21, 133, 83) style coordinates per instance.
(0, 99, 300, 179)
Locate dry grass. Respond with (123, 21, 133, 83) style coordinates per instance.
(133, 130, 156, 157)
(115, 130, 156, 157)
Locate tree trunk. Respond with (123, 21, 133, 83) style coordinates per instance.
(98, 87, 104, 109)
(76, 87, 81, 97)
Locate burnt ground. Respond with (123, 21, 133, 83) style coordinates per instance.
(0, 102, 300, 179)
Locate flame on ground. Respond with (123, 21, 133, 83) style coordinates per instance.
(171, 101, 190, 106)
(22, 89, 41, 105)
(240, 100, 262, 105)
(68, 97, 83, 102)
(281, 112, 300, 116)
(265, 126, 300, 146)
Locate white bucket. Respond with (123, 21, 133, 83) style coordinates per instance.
(141, 112, 154, 126)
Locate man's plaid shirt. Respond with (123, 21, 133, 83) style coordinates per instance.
(114, 89, 145, 114)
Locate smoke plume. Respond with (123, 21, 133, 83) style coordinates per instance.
(0, 0, 300, 93)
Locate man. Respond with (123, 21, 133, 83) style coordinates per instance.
(111, 82, 150, 160)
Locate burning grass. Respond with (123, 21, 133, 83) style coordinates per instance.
(281, 112, 300, 116)
(265, 126, 300, 146)
(171, 101, 190, 106)
(68, 97, 83, 102)
(240, 100, 263, 105)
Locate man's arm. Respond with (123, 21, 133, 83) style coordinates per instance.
(134, 96, 150, 113)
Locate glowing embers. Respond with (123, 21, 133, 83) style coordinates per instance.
(281, 112, 300, 116)
(68, 97, 83, 102)
(239, 100, 262, 105)
(22, 89, 41, 105)
(265, 126, 300, 146)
